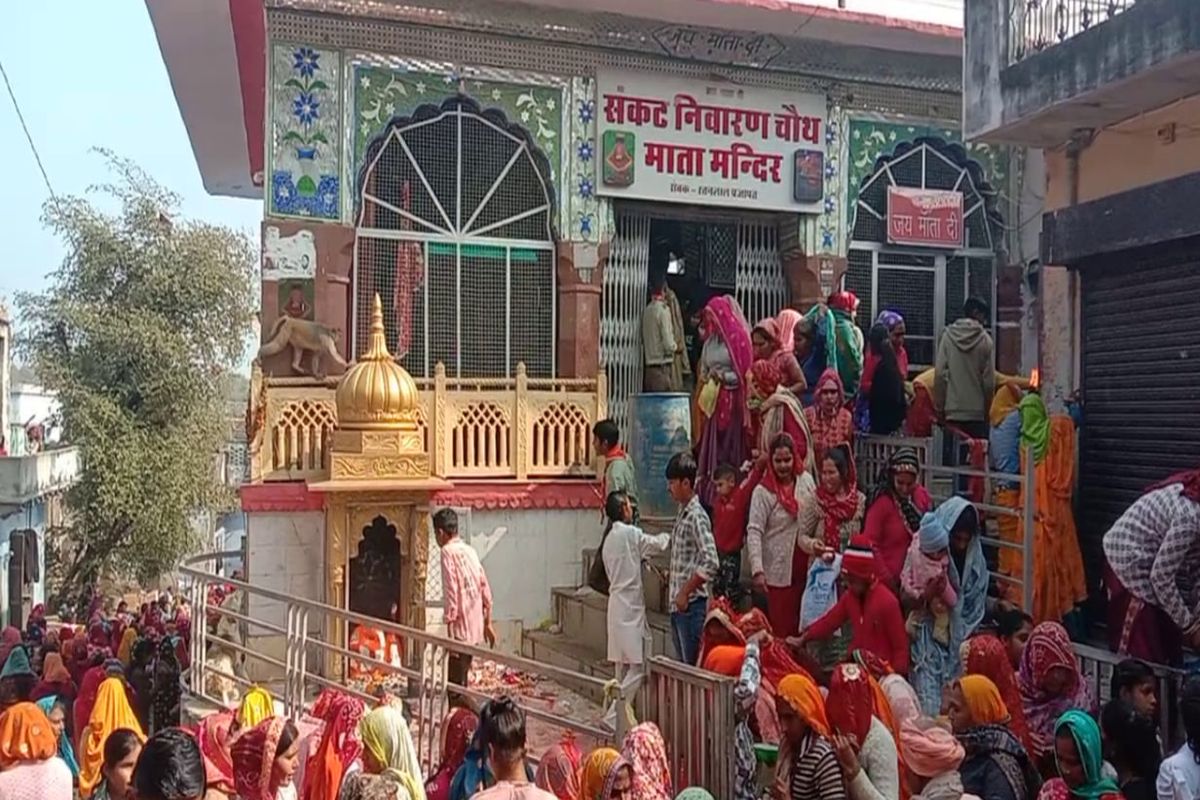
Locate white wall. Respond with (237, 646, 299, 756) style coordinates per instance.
(244, 510, 324, 677)
(798, 0, 962, 28)
(425, 508, 597, 653)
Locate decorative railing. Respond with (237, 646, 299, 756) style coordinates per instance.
(1008, 0, 1135, 64)
(251, 364, 607, 482)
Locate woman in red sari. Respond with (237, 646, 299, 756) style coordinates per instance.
(300, 690, 366, 800)
(805, 369, 854, 470)
(31, 652, 75, 709)
(198, 708, 238, 798)
(425, 706, 478, 800)
(862, 448, 932, 589)
(695, 295, 754, 506)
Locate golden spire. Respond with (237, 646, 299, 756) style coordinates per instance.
(333, 293, 419, 428)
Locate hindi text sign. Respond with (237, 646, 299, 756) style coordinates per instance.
(596, 69, 827, 213)
(886, 187, 964, 249)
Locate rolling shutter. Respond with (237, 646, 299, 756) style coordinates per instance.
(1078, 237, 1200, 587)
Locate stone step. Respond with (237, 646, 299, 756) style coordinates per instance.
(519, 629, 614, 704)
(580, 548, 671, 616)
(550, 586, 673, 660)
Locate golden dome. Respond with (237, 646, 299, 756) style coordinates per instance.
(335, 294, 420, 428)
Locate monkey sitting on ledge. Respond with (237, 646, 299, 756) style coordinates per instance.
(257, 316, 348, 377)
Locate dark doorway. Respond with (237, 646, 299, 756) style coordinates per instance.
(348, 515, 403, 623)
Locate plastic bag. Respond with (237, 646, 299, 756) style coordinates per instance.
(698, 378, 719, 418)
(799, 554, 841, 631)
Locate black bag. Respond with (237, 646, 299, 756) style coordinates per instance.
(587, 521, 613, 595)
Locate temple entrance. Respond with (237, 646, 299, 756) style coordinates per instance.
(602, 203, 789, 438)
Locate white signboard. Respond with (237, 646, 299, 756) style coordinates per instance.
(595, 69, 827, 213)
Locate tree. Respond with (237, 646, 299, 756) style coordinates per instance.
(18, 152, 257, 608)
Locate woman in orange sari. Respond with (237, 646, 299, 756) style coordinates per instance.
(299, 691, 365, 800)
(0, 702, 73, 798)
(79, 678, 145, 798)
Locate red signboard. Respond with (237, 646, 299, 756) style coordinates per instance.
(886, 187, 964, 249)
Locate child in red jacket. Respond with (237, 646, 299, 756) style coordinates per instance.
(710, 462, 760, 601)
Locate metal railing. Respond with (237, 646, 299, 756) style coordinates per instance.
(1008, 0, 1136, 64)
(1076, 642, 1188, 747)
(856, 433, 1036, 615)
(178, 550, 735, 791)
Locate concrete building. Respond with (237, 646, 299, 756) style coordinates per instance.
(966, 0, 1200, 592)
(0, 307, 79, 625)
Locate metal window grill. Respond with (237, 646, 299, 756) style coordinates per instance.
(354, 97, 556, 378)
(846, 141, 1001, 363)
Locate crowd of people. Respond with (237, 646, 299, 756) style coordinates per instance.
(591, 289, 1200, 798)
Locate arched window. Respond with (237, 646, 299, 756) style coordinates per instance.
(845, 138, 1003, 370)
(355, 96, 557, 378)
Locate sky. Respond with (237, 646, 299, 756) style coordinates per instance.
(0, 3, 262, 317)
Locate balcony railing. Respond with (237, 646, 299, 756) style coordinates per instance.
(252, 363, 607, 483)
(1008, 0, 1135, 63)
(0, 446, 80, 506)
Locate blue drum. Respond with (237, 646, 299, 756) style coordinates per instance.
(629, 393, 693, 522)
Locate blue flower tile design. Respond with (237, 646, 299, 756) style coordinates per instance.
(578, 99, 595, 125)
(293, 48, 319, 78)
(577, 140, 593, 163)
(821, 229, 835, 250)
(825, 160, 837, 180)
(579, 177, 594, 199)
(579, 213, 593, 237)
(824, 196, 836, 214)
(825, 120, 838, 147)
(273, 172, 340, 218)
(292, 93, 320, 125)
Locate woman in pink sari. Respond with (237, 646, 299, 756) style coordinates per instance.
(752, 310, 806, 396)
(696, 295, 754, 505)
(748, 360, 814, 476)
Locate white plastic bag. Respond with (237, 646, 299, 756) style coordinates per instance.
(799, 554, 841, 631)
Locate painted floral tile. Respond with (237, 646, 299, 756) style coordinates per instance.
(351, 66, 563, 207)
(269, 44, 343, 220)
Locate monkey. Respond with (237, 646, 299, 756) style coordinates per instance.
(256, 316, 348, 377)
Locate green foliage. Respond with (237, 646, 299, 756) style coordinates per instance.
(17, 151, 257, 606)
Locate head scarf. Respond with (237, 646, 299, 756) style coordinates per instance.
(79, 677, 145, 796)
(0, 626, 21, 667)
(899, 717, 964, 779)
(827, 663, 874, 746)
(1055, 710, 1119, 799)
(535, 738, 582, 800)
(703, 296, 753, 381)
(964, 635, 1031, 751)
(812, 368, 846, 415)
(360, 705, 426, 800)
(425, 706, 477, 800)
(754, 317, 783, 349)
(777, 673, 830, 737)
(198, 709, 237, 795)
(816, 442, 860, 550)
(0, 702, 58, 769)
(579, 748, 630, 800)
(35, 695, 79, 776)
(1019, 622, 1093, 758)
(623, 723, 672, 800)
(759, 433, 800, 518)
(775, 309, 802, 354)
(870, 447, 924, 531)
(675, 790, 715, 800)
(697, 597, 746, 667)
(1, 646, 33, 679)
(957, 675, 1010, 726)
(876, 309, 903, 329)
(39, 652, 70, 685)
(238, 686, 275, 729)
(702, 645, 746, 677)
(1146, 467, 1200, 503)
(829, 292, 860, 313)
(302, 691, 367, 800)
(990, 382, 1023, 428)
(881, 674, 922, 726)
(841, 536, 877, 581)
(232, 716, 289, 800)
(1018, 393, 1050, 463)
(117, 628, 138, 667)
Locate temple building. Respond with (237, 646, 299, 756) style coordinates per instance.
(149, 0, 1030, 669)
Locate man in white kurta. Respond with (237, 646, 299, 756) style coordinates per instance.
(602, 493, 670, 728)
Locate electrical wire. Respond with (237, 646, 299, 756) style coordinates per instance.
(0, 55, 61, 216)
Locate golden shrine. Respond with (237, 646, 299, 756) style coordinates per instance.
(309, 295, 450, 665)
